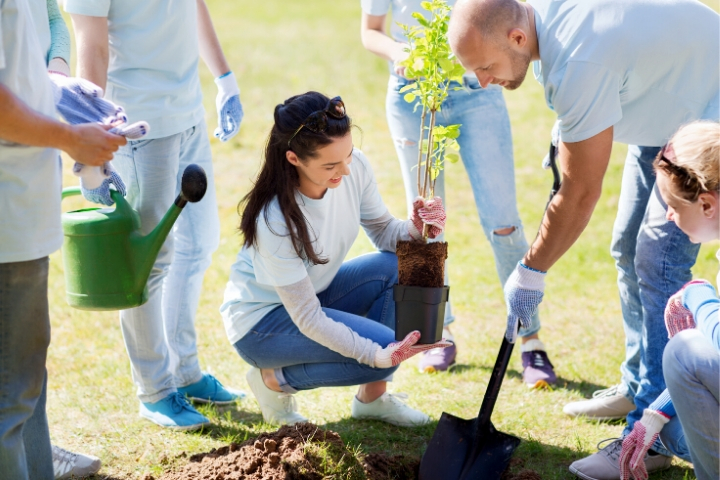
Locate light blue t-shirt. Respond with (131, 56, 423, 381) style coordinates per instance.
(529, 0, 719, 146)
(64, 0, 205, 139)
(221, 149, 388, 345)
(0, 0, 63, 263)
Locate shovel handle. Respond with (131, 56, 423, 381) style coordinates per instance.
(476, 327, 516, 431)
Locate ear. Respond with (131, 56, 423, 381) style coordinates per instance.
(286, 150, 301, 167)
(508, 27, 527, 48)
(699, 191, 718, 219)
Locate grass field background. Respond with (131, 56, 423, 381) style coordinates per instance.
(50, 1, 719, 478)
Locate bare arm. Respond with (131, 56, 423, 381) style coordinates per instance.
(361, 12, 410, 77)
(523, 127, 614, 272)
(70, 14, 109, 91)
(197, 0, 230, 77)
(0, 84, 125, 165)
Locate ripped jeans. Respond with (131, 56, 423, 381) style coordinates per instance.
(385, 74, 540, 336)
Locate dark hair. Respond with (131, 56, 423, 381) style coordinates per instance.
(239, 92, 352, 265)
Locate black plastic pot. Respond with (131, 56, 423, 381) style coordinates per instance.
(394, 284, 449, 344)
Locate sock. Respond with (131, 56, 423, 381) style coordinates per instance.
(520, 339, 546, 353)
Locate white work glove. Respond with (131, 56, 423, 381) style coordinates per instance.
(408, 196, 447, 241)
(503, 263, 546, 343)
(214, 72, 243, 142)
(619, 409, 670, 480)
(49, 73, 127, 125)
(374, 331, 452, 368)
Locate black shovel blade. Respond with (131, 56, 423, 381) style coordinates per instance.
(419, 412, 520, 480)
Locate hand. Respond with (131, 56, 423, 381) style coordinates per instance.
(64, 123, 126, 166)
(214, 72, 243, 142)
(664, 280, 710, 337)
(392, 43, 411, 78)
(619, 409, 669, 480)
(409, 196, 446, 240)
(74, 161, 126, 206)
(374, 331, 452, 368)
(504, 263, 546, 343)
(49, 74, 127, 126)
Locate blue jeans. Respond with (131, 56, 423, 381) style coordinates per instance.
(233, 252, 400, 392)
(386, 75, 540, 336)
(611, 146, 700, 456)
(113, 122, 220, 403)
(660, 330, 719, 480)
(0, 258, 53, 479)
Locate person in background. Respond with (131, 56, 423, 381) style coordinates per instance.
(618, 121, 719, 480)
(65, 0, 245, 430)
(360, 0, 556, 387)
(222, 92, 451, 426)
(0, 0, 126, 477)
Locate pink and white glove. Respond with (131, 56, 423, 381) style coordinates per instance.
(374, 331, 452, 368)
(408, 196, 446, 241)
(664, 280, 709, 338)
(619, 409, 670, 480)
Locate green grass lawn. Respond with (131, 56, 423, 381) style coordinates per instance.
(49, 1, 719, 478)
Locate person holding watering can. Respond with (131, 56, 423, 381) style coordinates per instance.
(448, 0, 718, 478)
(66, 0, 245, 430)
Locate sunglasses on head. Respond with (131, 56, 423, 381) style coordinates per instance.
(287, 96, 346, 147)
(657, 144, 703, 199)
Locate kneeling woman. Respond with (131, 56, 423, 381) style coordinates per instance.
(221, 92, 450, 426)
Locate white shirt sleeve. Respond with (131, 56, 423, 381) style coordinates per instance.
(64, 0, 111, 17)
(361, 0, 391, 16)
(550, 61, 623, 143)
(275, 277, 380, 366)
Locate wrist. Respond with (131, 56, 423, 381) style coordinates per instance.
(215, 71, 239, 96)
(641, 409, 670, 431)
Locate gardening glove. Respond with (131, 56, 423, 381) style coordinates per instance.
(408, 196, 446, 241)
(73, 121, 149, 206)
(49, 73, 127, 126)
(214, 71, 243, 142)
(374, 331, 452, 368)
(664, 280, 710, 338)
(541, 119, 560, 169)
(504, 262, 546, 343)
(619, 409, 670, 480)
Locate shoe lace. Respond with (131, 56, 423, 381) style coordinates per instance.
(52, 445, 78, 477)
(596, 438, 623, 462)
(384, 392, 409, 406)
(532, 352, 545, 368)
(592, 384, 622, 398)
(168, 392, 196, 414)
(278, 392, 298, 413)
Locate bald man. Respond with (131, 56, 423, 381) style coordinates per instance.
(449, 0, 718, 478)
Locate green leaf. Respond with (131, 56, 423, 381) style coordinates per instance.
(403, 93, 416, 103)
(445, 153, 459, 164)
(399, 84, 415, 93)
(411, 12, 430, 27)
(421, 1, 433, 11)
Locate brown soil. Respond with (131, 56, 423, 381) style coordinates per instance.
(501, 458, 542, 480)
(396, 240, 447, 288)
(152, 423, 422, 480)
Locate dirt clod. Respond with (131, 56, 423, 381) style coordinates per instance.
(396, 240, 447, 288)
(158, 423, 363, 480)
(362, 453, 420, 480)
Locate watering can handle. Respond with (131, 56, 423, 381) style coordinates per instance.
(61, 187, 82, 200)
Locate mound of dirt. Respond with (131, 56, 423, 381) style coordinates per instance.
(157, 423, 363, 480)
(501, 457, 542, 480)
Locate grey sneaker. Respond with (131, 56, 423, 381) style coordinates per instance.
(568, 438, 672, 480)
(246, 367, 307, 425)
(563, 384, 635, 420)
(52, 445, 101, 479)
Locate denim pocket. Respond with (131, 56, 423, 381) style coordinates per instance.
(463, 76, 483, 91)
(390, 75, 414, 93)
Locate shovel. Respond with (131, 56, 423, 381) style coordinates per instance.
(418, 141, 562, 480)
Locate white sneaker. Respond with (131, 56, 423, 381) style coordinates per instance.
(563, 384, 635, 421)
(245, 367, 307, 425)
(52, 445, 101, 479)
(351, 392, 430, 427)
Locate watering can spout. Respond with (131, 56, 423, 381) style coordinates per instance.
(133, 164, 208, 292)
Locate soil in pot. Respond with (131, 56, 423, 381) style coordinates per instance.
(153, 422, 421, 480)
(396, 240, 447, 288)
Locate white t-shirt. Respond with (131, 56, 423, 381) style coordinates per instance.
(64, 0, 205, 139)
(529, 0, 719, 146)
(0, 0, 63, 263)
(221, 149, 389, 344)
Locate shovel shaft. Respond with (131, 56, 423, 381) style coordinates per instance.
(476, 335, 515, 432)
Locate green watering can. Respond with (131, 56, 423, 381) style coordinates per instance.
(61, 164, 208, 310)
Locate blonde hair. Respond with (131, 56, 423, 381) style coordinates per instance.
(655, 121, 720, 204)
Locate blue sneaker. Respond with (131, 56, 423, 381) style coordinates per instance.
(139, 392, 210, 431)
(178, 372, 246, 405)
